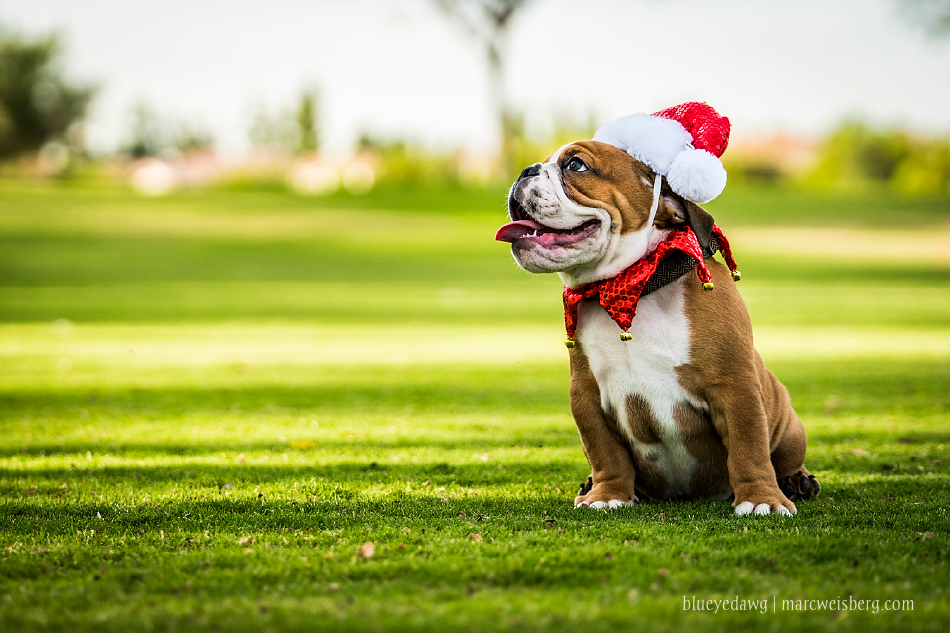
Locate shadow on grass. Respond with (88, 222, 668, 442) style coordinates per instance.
(3, 456, 945, 506)
(0, 459, 585, 488)
(1, 490, 897, 595)
(2, 478, 944, 542)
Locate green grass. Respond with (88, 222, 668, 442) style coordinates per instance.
(1, 181, 948, 632)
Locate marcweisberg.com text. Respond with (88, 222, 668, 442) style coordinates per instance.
(682, 595, 914, 615)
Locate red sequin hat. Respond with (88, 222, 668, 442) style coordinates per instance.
(593, 102, 731, 203)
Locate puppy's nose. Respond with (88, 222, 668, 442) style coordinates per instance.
(519, 163, 542, 180)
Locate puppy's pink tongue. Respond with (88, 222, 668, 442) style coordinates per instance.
(495, 220, 546, 243)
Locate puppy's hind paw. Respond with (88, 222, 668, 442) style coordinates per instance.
(578, 476, 593, 496)
(779, 471, 821, 501)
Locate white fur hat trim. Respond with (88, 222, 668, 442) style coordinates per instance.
(593, 114, 691, 175)
(593, 113, 728, 203)
(666, 148, 727, 204)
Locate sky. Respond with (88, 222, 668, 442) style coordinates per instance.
(1, 0, 949, 157)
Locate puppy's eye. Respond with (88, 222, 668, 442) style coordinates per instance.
(565, 157, 589, 172)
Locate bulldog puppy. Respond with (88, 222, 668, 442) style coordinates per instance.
(496, 140, 820, 516)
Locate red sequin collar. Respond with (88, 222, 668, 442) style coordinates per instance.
(563, 225, 737, 342)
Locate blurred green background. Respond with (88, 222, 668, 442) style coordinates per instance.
(1, 2, 949, 632)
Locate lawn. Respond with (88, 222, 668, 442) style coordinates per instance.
(0, 180, 948, 632)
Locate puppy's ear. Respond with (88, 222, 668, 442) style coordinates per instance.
(653, 193, 716, 253)
(683, 200, 715, 254)
(653, 194, 688, 229)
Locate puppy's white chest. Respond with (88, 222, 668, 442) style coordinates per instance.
(576, 279, 702, 496)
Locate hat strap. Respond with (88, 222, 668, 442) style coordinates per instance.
(645, 173, 663, 244)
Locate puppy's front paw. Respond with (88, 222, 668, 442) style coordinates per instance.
(733, 486, 796, 517)
(734, 501, 794, 517)
(576, 498, 639, 510)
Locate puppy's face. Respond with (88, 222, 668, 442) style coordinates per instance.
(497, 141, 692, 287)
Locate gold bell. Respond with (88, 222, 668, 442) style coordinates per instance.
(619, 332, 633, 342)
(564, 339, 575, 349)
(703, 282, 715, 292)
(732, 270, 742, 282)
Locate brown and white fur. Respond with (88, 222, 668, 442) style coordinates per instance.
(503, 140, 818, 517)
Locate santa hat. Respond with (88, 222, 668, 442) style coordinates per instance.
(593, 102, 730, 204)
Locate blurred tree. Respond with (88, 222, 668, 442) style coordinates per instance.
(803, 121, 950, 195)
(296, 91, 319, 154)
(0, 31, 94, 158)
(248, 106, 277, 148)
(122, 104, 214, 158)
(248, 90, 320, 155)
(124, 105, 164, 159)
(436, 0, 531, 177)
(171, 122, 214, 154)
(357, 132, 467, 186)
(898, 0, 950, 37)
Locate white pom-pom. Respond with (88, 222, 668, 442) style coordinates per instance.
(666, 148, 727, 203)
(593, 114, 691, 175)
